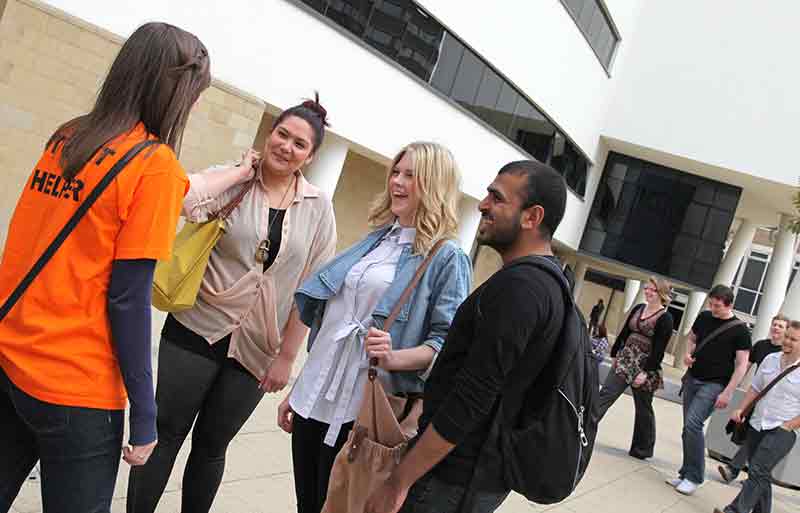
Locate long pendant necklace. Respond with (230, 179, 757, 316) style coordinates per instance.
(255, 168, 296, 264)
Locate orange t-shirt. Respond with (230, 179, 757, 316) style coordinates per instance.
(0, 124, 188, 410)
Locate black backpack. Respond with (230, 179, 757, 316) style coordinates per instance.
(465, 256, 599, 507)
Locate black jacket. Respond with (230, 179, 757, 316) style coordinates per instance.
(610, 304, 674, 371)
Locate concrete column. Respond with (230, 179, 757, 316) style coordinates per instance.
(623, 279, 642, 312)
(573, 261, 588, 302)
(713, 219, 758, 287)
(456, 196, 481, 256)
(781, 272, 800, 322)
(673, 290, 708, 369)
(303, 133, 349, 197)
(752, 214, 796, 341)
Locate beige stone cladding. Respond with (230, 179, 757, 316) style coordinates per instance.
(0, 0, 264, 255)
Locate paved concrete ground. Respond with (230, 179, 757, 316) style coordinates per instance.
(11, 350, 800, 513)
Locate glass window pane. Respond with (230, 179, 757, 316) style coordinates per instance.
(734, 290, 756, 314)
(430, 33, 465, 95)
(450, 49, 485, 112)
(565, 0, 586, 17)
(475, 68, 502, 109)
(587, 6, 605, 42)
(578, 1, 596, 31)
(740, 259, 766, 290)
(511, 101, 554, 163)
(493, 82, 519, 136)
(300, 0, 329, 13)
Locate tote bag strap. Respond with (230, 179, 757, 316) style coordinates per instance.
(0, 139, 160, 322)
(368, 238, 447, 379)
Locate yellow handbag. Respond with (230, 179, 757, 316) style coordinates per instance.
(152, 180, 254, 312)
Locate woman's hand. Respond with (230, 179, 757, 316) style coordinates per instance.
(730, 408, 744, 424)
(366, 328, 395, 370)
(260, 355, 292, 393)
(632, 372, 647, 388)
(237, 148, 260, 183)
(277, 396, 294, 434)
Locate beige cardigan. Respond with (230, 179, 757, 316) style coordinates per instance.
(173, 166, 337, 379)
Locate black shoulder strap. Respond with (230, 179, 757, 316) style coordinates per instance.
(691, 317, 747, 358)
(745, 362, 800, 416)
(0, 139, 160, 322)
(509, 255, 574, 306)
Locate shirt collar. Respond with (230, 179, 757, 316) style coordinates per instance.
(387, 220, 416, 246)
(256, 170, 321, 204)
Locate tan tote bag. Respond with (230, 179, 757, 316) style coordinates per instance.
(320, 239, 445, 513)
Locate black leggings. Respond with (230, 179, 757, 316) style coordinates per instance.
(291, 415, 353, 513)
(126, 336, 264, 513)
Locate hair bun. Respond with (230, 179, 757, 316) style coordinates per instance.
(301, 91, 329, 127)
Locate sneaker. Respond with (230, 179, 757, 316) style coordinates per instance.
(666, 476, 683, 487)
(718, 465, 739, 483)
(676, 479, 699, 495)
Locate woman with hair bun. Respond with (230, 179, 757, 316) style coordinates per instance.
(127, 94, 338, 513)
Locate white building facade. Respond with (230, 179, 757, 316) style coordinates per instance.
(2, 0, 799, 364)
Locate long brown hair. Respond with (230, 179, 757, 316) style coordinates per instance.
(48, 22, 211, 179)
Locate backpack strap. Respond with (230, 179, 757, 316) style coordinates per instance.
(0, 139, 160, 322)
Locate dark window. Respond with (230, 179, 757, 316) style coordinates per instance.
(560, 0, 620, 70)
(740, 259, 766, 291)
(734, 289, 758, 315)
(430, 33, 464, 96)
(296, 0, 590, 197)
(581, 152, 742, 289)
(450, 49, 485, 115)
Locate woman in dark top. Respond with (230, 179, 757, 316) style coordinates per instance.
(593, 277, 674, 460)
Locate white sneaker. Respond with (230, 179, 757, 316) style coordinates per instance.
(666, 477, 683, 487)
(675, 479, 699, 495)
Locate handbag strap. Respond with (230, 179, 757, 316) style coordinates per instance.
(691, 318, 746, 358)
(0, 139, 160, 322)
(212, 177, 256, 221)
(368, 238, 447, 380)
(743, 362, 800, 417)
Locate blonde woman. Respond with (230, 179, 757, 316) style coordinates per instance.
(278, 142, 472, 513)
(593, 277, 674, 460)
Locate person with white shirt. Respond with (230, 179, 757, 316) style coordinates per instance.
(715, 319, 800, 513)
(278, 142, 472, 513)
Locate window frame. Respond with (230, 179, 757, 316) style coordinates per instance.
(559, 0, 621, 74)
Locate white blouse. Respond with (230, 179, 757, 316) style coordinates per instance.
(290, 223, 416, 446)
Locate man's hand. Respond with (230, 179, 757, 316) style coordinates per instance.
(260, 355, 292, 393)
(123, 440, 157, 466)
(366, 328, 396, 370)
(683, 353, 695, 368)
(730, 408, 744, 424)
(715, 389, 733, 410)
(365, 476, 409, 513)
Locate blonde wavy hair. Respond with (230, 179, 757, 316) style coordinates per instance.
(368, 142, 461, 256)
(649, 277, 673, 306)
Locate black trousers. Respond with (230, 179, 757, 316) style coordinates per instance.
(291, 414, 353, 513)
(126, 337, 264, 513)
(593, 370, 657, 458)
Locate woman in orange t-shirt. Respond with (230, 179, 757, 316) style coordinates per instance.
(0, 23, 210, 513)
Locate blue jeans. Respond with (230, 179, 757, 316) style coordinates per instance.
(0, 366, 123, 513)
(399, 472, 509, 513)
(679, 375, 724, 484)
(725, 426, 797, 513)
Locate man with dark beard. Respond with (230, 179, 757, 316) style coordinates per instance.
(365, 160, 568, 513)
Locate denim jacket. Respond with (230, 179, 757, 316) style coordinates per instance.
(295, 225, 472, 394)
